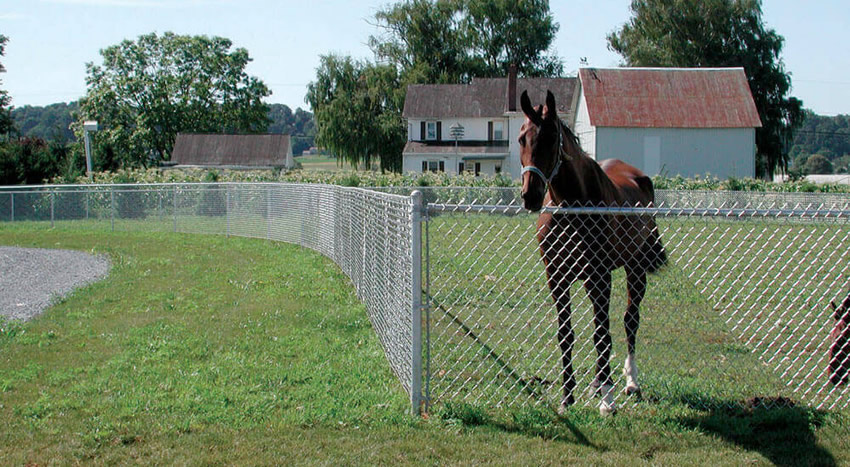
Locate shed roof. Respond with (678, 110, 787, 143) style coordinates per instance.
(171, 134, 293, 168)
(578, 68, 762, 128)
(403, 77, 576, 119)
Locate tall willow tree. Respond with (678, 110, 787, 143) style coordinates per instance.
(607, 0, 804, 177)
(78, 32, 271, 168)
(305, 55, 405, 172)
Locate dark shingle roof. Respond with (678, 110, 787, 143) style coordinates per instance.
(402, 77, 576, 119)
(579, 68, 762, 128)
(172, 134, 293, 168)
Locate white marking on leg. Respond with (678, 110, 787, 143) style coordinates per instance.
(624, 353, 641, 396)
(598, 384, 616, 416)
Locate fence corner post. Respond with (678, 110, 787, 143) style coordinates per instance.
(410, 190, 424, 416)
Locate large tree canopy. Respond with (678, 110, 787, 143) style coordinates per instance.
(311, 0, 562, 172)
(78, 32, 271, 168)
(607, 0, 804, 178)
(369, 0, 562, 83)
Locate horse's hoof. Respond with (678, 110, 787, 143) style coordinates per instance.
(624, 384, 642, 398)
(599, 402, 617, 417)
(556, 394, 575, 416)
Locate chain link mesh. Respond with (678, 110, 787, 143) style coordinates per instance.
(422, 188, 850, 411)
(0, 183, 418, 403)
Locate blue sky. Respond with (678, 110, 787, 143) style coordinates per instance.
(1, 0, 848, 116)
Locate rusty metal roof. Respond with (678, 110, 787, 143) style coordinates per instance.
(403, 77, 576, 119)
(578, 68, 762, 128)
(172, 134, 292, 167)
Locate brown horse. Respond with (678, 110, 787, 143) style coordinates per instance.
(829, 290, 850, 385)
(518, 90, 667, 415)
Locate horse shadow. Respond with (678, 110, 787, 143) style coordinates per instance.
(666, 393, 837, 466)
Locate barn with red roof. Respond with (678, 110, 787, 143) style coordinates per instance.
(574, 67, 762, 179)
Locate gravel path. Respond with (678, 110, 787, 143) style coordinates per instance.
(0, 247, 110, 321)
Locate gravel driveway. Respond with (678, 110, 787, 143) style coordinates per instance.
(0, 247, 110, 321)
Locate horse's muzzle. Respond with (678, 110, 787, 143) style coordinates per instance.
(521, 190, 543, 212)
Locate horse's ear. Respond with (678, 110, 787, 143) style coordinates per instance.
(521, 91, 542, 125)
(544, 90, 557, 121)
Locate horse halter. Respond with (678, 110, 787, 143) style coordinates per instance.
(521, 121, 568, 189)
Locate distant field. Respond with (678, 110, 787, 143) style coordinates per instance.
(0, 223, 849, 464)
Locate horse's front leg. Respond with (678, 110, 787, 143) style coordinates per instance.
(545, 260, 576, 413)
(623, 265, 647, 397)
(585, 271, 615, 416)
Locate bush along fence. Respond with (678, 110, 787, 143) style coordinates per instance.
(1, 183, 849, 415)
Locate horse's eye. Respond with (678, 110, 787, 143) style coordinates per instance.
(518, 136, 525, 147)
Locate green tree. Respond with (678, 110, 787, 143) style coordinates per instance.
(804, 153, 834, 175)
(369, 0, 562, 83)
(0, 34, 15, 139)
(306, 55, 406, 172)
(607, 0, 804, 178)
(78, 32, 271, 168)
(462, 0, 562, 77)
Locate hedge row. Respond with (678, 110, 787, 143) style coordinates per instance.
(45, 168, 850, 193)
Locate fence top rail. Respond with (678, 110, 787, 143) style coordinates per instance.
(0, 182, 414, 203)
(426, 202, 850, 219)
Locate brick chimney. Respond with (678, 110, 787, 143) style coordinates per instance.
(507, 64, 517, 112)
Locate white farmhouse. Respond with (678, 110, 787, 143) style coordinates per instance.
(574, 67, 763, 179)
(401, 69, 576, 179)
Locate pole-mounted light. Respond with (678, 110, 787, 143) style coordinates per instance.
(83, 121, 98, 178)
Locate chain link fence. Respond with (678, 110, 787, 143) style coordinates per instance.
(0, 183, 423, 412)
(2, 184, 849, 413)
(422, 188, 850, 412)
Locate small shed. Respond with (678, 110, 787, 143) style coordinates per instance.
(574, 68, 762, 179)
(171, 134, 294, 169)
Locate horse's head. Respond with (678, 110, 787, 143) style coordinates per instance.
(518, 90, 564, 212)
(829, 295, 850, 385)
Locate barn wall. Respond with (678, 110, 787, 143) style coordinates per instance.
(595, 127, 756, 178)
(573, 92, 597, 160)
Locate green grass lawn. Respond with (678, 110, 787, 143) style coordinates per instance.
(1, 223, 849, 465)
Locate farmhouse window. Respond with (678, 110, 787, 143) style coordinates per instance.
(426, 121, 437, 141)
(493, 121, 504, 140)
(458, 162, 465, 173)
(424, 160, 444, 173)
(474, 162, 481, 176)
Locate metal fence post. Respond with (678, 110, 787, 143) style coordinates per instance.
(173, 185, 178, 233)
(85, 191, 89, 220)
(226, 187, 231, 238)
(110, 188, 114, 232)
(50, 191, 55, 228)
(410, 190, 424, 415)
(10, 192, 14, 222)
(266, 185, 272, 240)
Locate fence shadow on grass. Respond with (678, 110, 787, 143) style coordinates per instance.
(670, 393, 836, 466)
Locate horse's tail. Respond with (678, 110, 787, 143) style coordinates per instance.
(643, 226, 667, 274)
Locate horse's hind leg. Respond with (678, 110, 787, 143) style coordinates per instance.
(624, 265, 647, 397)
(585, 271, 615, 415)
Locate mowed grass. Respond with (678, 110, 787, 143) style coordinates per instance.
(1, 223, 849, 465)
